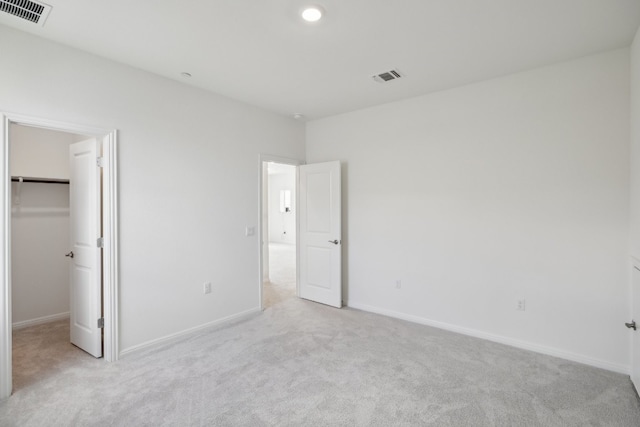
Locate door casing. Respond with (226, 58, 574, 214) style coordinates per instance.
(0, 113, 119, 400)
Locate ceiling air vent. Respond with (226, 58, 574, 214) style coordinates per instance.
(0, 0, 52, 26)
(372, 69, 403, 83)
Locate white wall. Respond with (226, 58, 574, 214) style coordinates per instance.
(0, 25, 305, 352)
(631, 29, 640, 260)
(268, 169, 296, 244)
(11, 181, 70, 325)
(10, 125, 77, 326)
(10, 125, 81, 180)
(307, 49, 631, 372)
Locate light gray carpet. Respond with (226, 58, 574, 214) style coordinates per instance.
(264, 242, 296, 309)
(2, 282, 640, 425)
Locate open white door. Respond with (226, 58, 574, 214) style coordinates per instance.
(299, 161, 341, 308)
(68, 139, 102, 358)
(631, 264, 640, 393)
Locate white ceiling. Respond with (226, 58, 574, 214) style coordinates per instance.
(1, 0, 640, 120)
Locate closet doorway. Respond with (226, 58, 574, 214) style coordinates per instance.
(260, 157, 300, 309)
(0, 113, 118, 400)
(11, 125, 84, 333)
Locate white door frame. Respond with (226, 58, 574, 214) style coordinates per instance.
(0, 112, 119, 400)
(258, 154, 302, 310)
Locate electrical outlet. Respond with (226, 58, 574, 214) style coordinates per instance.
(395, 280, 402, 289)
(517, 299, 526, 311)
(204, 282, 212, 294)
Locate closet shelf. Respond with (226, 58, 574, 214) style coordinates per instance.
(11, 176, 69, 184)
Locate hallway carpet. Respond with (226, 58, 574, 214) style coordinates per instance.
(264, 242, 296, 308)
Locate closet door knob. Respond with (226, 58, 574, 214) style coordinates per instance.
(65, 251, 74, 258)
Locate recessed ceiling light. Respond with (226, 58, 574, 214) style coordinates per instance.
(293, 114, 305, 120)
(301, 6, 323, 22)
(181, 72, 192, 78)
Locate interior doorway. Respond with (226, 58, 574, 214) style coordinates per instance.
(11, 125, 101, 392)
(258, 157, 343, 310)
(0, 113, 119, 400)
(260, 157, 300, 309)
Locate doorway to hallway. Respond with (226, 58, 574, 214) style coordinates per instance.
(261, 160, 298, 309)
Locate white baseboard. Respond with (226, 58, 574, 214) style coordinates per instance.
(347, 302, 629, 375)
(12, 312, 70, 330)
(119, 307, 262, 358)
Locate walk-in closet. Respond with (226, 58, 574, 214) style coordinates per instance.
(10, 124, 95, 391)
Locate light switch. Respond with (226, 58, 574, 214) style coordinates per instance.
(245, 226, 255, 237)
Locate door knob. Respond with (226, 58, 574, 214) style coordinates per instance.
(625, 320, 636, 331)
(328, 240, 339, 245)
(65, 251, 74, 258)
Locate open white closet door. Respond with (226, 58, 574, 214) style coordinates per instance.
(299, 161, 342, 308)
(68, 138, 102, 358)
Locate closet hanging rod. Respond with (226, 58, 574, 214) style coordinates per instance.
(11, 177, 70, 184)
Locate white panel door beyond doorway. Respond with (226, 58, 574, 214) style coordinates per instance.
(299, 161, 342, 308)
(69, 139, 102, 358)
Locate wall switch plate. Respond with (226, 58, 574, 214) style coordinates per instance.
(245, 226, 255, 237)
(204, 282, 212, 294)
(395, 280, 402, 289)
(517, 299, 526, 311)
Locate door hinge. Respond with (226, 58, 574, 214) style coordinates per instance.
(97, 237, 104, 248)
(97, 318, 104, 328)
(97, 157, 104, 167)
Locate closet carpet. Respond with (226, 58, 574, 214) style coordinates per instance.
(2, 250, 640, 425)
